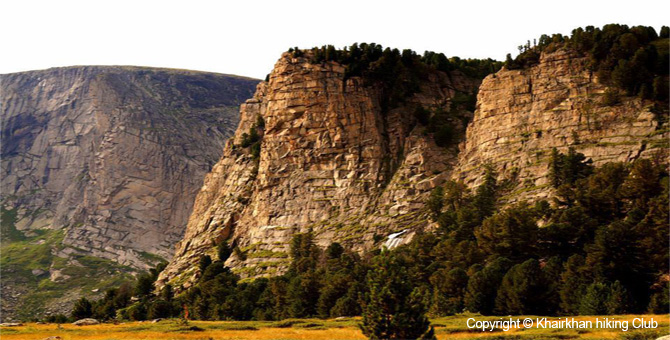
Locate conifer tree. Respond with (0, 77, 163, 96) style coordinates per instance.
(579, 282, 610, 315)
(361, 250, 435, 340)
(71, 297, 93, 319)
(427, 187, 444, 220)
(494, 259, 546, 315)
(199, 255, 212, 272)
(559, 254, 589, 314)
(217, 241, 232, 262)
(464, 257, 513, 315)
(606, 280, 629, 314)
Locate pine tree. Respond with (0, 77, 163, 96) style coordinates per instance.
(661, 26, 670, 39)
(160, 284, 173, 302)
(559, 255, 589, 314)
(652, 76, 669, 101)
(199, 255, 212, 273)
(148, 299, 173, 319)
(429, 267, 468, 315)
(475, 205, 538, 260)
(505, 53, 516, 69)
(193, 296, 209, 320)
(287, 272, 320, 318)
(464, 257, 513, 315)
(606, 280, 629, 314)
(579, 282, 610, 315)
(217, 241, 232, 262)
(549, 148, 593, 188)
(494, 259, 546, 315)
(585, 221, 651, 312)
(330, 285, 362, 317)
(473, 166, 497, 220)
(325, 242, 344, 260)
(127, 302, 147, 321)
(361, 250, 435, 340)
(648, 281, 670, 314)
(134, 273, 154, 297)
(541, 257, 563, 314)
(289, 230, 319, 274)
(71, 297, 93, 320)
(549, 148, 564, 188)
(427, 187, 444, 220)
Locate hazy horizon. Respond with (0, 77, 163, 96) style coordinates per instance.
(1, 0, 668, 79)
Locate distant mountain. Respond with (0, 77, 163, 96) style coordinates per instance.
(0, 66, 258, 320)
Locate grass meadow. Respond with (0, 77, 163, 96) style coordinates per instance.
(0, 314, 668, 340)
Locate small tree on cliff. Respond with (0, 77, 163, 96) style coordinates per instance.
(217, 241, 232, 262)
(360, 250, 435, 340)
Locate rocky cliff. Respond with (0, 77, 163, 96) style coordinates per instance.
(0, 66, 257, 320)
(454, 49, 668, 201)
(159, 48, 668, 289)
(1, 66, 258, 265)
(158, 52, 480, 287)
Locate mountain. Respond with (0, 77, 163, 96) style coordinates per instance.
(0, 66, 258, 320)
(158, 38, 668, 290)
(155, 47, 491, 287)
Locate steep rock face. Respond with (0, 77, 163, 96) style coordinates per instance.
(1, 66, 258, 266)
(158, 53, 479, 286)
(160, 48, 668, 289)
(454, 49, 668, 201)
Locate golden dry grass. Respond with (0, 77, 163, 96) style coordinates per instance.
(0, 314, 667, 340)
(0, 320, 366, 340)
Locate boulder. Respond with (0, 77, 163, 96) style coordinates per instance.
(72, 318, 99, 326)
(31, 269, 47, 276)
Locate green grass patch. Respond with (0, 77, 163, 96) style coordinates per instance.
(246, 250, 288, 259)
(1, 206, 24, 242)
(1, 227, 137, 321)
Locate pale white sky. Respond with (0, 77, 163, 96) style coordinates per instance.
(1, 0, 668, 79)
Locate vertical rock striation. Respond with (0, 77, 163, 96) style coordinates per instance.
(158, 52, 480, 286)
(1, 66, 258, 266)
(159, 48, 668, 289)
(454, 49, 668, 201)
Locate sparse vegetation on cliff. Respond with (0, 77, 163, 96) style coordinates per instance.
(505, 24, 669, 102)
(237, 115, 265, 160)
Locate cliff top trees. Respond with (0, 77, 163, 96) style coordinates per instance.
(507, 24, 669, 102)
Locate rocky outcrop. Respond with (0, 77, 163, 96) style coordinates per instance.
(454, 49, 668, 201)
(159, 48, 668, 289)
(1, 66, 258, 266)
(158, 53, 480, 287)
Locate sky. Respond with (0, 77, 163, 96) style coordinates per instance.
(1, 0, 668, 79)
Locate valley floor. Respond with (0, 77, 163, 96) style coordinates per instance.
(0, 315, 667, 340)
